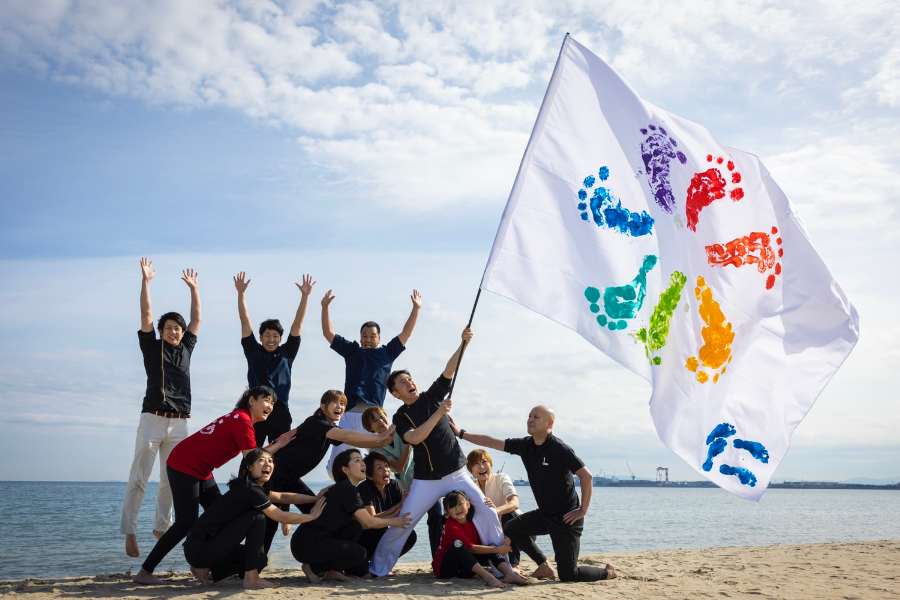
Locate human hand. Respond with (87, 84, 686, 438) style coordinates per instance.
(321, 289, 335, 307)
(393, 512, 413, 528)
(310, 496, 326, 519)
(496, 538, 512, 554)
(182, 268, 199, 290)
(461, 327, 473, 343)
(448, 415, 460, 437)
(316, 484, 333, 499)
(410, 289, 422, 309)
(234, 271, 250, 293)
(378, 425, 397, 446)
(439, 398, 452, 416)
(274, 428, 297, 447)
(281, 522, 291, 536)
(562, 507, 587, 525)
(140, 257, 156, 282)
(297, 274, 316, 296)
(483, 497, 496, 508)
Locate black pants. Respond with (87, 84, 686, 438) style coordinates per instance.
(345, 528, 418, 577)
(291, 520, 366, 574)
(504, 510, 608, 582)
(437, 542, 504, 579)
(184, 510, 267, 582)
(263, 478, 314, 553)
(500, 511, 523, 566)
(142, 466, 222, 573)
(254, 400, 292, 447)
(426, 501, 444, 557)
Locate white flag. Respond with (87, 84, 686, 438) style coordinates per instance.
(480, 35, 859, 501)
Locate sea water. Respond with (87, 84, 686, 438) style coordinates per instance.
(1, 481, 898, 580)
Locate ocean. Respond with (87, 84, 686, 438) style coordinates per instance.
(1, 481, 898, 581)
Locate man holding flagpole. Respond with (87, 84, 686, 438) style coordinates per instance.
(458, 406, 616, 582)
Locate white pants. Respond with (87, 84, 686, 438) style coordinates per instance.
(119, 412, 188, 535)
(369, 466, 506, 576)
(325, 411, 365, 480)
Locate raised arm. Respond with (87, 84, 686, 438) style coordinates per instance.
(182, 268, 201, 335)
(563, 466, 593, 525)
(389, 442, 412, 473)
(402, 398, 452, 446)
(458, 431, 505, 452)
(290, 274, 316, 336)
(234, 271, 252, 338)
(326, 426, 396, 448)
(442, 327, 474, 378)
(396, 289, 422, 346)
(321, 289, 336, 344)
(139, 257, 155, 333)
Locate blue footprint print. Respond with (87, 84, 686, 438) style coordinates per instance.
(584, 255, 658, 331)
(703, 423, 769, 487)
(577, 166, 654, 237)
(639, 124, 687, 214)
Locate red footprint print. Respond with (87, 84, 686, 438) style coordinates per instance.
(686, 155, 744, 232)
(706, 226, 783, 290)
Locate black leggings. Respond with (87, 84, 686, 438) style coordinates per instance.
(254, 400, 291, 447)
(426, 501, 444, 557)
(142, 466, 222, 573)
(291, 520, 366, 574)
(500, 511, 524, 566)
(437, 542, 504, 579)
(263, 478, 315, 553)
(183, 510, 267, 582)
(504, 509, 608, 582)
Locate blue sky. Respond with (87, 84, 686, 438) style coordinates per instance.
(0, 0, 897, 485)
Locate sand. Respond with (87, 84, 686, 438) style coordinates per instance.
(2, 540, 897, 599)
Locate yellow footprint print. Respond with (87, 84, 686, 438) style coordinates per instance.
(685, 276, 734, 383)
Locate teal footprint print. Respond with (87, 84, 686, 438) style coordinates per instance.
(584, 255, 658, 331)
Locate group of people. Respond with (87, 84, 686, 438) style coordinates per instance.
(121, 258, 617, 589)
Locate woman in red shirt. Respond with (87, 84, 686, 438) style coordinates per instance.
(432, 490, 530, 588)
(134, 385, 295, 585)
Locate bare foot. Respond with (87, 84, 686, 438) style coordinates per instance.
(244, 576, 280, 589)
(302, 563, 322, 583)
(190, 566, 212, 586)
(132, 569, 163, 585)
(281, 522, 292, 536)
(484, 573, 506, 588)
(503, 570, 531, 585)
(323, 570, 356, 582)
(125, 534, 140, 558)
(605, 563, 617, 580)
(152, 529, 165, 540)
(531, 562, 556, 580)
(363, 572, 376, 580)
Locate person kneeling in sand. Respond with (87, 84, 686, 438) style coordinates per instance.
(184, 448, 326, 589)
(432, 490, 530, 588)
(458, 405, 617, 582)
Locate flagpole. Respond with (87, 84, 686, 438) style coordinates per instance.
(446, 288, 481, 398)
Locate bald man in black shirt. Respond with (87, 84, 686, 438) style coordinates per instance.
(459, 405, 617, 583)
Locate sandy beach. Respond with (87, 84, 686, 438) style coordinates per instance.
(2, 540, 897, 599)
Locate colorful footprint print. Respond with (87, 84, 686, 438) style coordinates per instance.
(636, 270, 687, 365)
(685, 276, 734, 384)
(639, 124, 687, 214)
(585, 255, 658, 331)
(685, 155, 745, 232)
(702, 423, 769, 487)
(706, 226, 784, 290)
(577, 166, 655, 237)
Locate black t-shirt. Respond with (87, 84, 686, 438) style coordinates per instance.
(393, 375, 464, 480)
(295, 479, 364, 534)
(504, 434, 585, 517)
(241, 334, 301, 406)
(138, 329, 197, 414)
(273, 414, 341, 486)
(357, 478, 403, 517)
(187, 480, 271, 541)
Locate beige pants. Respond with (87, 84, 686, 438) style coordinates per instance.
(119, 412, 188, 535)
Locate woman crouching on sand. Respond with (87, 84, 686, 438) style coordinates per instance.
(290, 449, 412, 582)
(184, 448, 326, 589)
(134, 386, 296, 585)
(468, 448, 526, 569)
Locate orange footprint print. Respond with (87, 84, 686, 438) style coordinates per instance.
(685, 276, 734, 384)
(706, 226, 784, 290)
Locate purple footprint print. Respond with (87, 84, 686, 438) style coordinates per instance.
(640, 124, 687, 214)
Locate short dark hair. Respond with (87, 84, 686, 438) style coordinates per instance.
(365, 451, 390, 478)
(361, 406, 388, 432)
(443, 490, 475, 522)
(332, 448, 361, 482)
(228, 448, 273, 493)
(235, 385, 276, 411)
(360, 321, 381, 335)
(157, 312, 187, 334)
(387, 369, 410, 393)
(259, 319, 283, 337)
